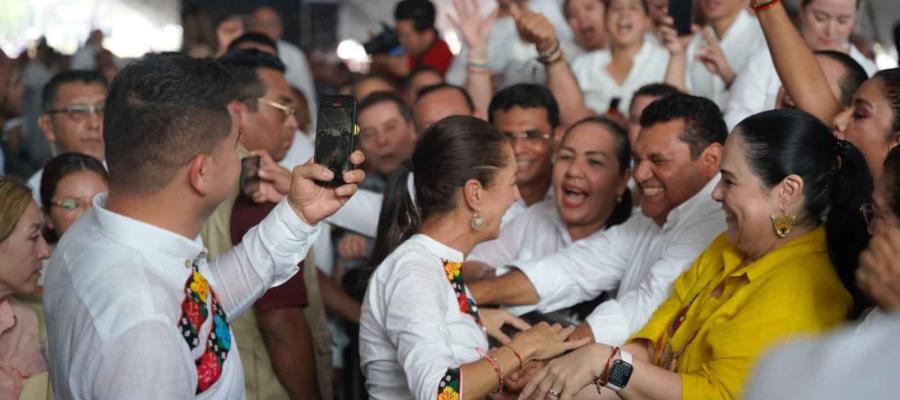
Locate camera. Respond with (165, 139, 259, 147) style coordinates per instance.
(364, 23, 401, 56)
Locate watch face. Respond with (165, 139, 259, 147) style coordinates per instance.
(609, 359, 634, 388)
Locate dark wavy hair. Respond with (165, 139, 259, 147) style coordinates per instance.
(736, 108, 873, 315)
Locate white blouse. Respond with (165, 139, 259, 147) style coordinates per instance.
(360, 234, 488, 400)
(572, 34, 670, 114)
(684, 9, 766, 109)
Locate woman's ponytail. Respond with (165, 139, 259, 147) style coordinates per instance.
(825, 139, 874, 315)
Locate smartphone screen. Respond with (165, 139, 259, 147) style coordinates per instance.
(240, 155, 261, 196)
(668, 0, 694, 36)
(314, 96, 358, 187)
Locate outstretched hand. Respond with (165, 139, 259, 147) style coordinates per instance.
(286, 150, 366, 225)
(512, 322, 591, 362)
(519, 343, 608, 400)
(448, 0, 498, 52)
(480, 308, 531, 344)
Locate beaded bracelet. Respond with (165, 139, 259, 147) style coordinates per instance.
(593, 346, 621, 394)
(751, 0, 780, 12)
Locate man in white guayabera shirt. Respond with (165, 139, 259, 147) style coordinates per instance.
(468, 94, 727, 346)
(43, 54, 366, 399)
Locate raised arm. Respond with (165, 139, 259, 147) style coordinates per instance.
(510, 4, 594, 129)
(756, 1, 843, 124)
(451, 0, 497, 121)
(211, 152, 366, 318)
(659, 16, 691, 92)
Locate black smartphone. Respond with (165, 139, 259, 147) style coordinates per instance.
(240, 155, 261, 195)
(314, 95, 358, 187)
(668, 0, 694, 36)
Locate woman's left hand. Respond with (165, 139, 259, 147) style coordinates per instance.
(480, 308, 531, 344)
(519, 343, 608, 400)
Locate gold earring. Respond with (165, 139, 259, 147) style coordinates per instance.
(470, 213, 486, 231)
(770, 213, 795, 238)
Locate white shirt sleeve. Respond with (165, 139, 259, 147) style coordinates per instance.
(584, 239, 707, 345)
(208, 198, 320, 319)
(724, 50, 774, 131)
(89, 319, 194, 399)
(325, 188, 382, 238)
(516, 221, 635, 313)
(385, 260, 464, 400)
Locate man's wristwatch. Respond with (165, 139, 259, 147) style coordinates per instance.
(606, 350, 634, 391)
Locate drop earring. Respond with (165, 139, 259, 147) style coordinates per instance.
(770, 212, 795, 238)
(470, 213, 486, 231)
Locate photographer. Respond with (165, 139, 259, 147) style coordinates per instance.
(370, 0, 454, 78)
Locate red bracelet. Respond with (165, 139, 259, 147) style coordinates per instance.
(479, 348, 504, 393)
(752, 0, 780, 12)
(504, 345, 524, 367)
(599, 347, 621, 385)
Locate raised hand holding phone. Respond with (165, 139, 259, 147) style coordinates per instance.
(287, 151, 366, 225)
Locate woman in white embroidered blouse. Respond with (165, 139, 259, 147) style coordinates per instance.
(465, 116, 633, 283)
(360, 116, 590, 400)
(571, 0, 670, 114)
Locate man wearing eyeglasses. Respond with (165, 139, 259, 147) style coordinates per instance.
(488, 84, 563, 223)
(27, 70, 107, 202)
(202, 49, 322, 400)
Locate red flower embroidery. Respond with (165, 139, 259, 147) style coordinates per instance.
(196, 351, 221, 393)
(457, 294, 469, 313)
(183, 300, 204, 328)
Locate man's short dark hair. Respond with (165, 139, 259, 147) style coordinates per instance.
(814, 50, 868, 107)
(227, 32, 278, 54)
(218, 49, 286, 112)
(629, 83, 681, 110)
(42, 70, 107, 111)
(104, 54, 237, 194)
(488, 83, 560, 129)
(415, 83, 475, 113)
(360, 91, 414, 122)
(394, 0, 436, 32)
(640, 93, 727, 159)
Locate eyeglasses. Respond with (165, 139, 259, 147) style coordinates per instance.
(502, 130, 552, 141)
(258, 98, 296, 120)
(45, 105, 104, 122)
(860, 203, 876, 234)
(50, 197, 92, 212)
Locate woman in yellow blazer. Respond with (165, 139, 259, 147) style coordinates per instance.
(519, 108, 873, 400)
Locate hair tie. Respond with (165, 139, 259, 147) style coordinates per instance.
(834, 139, 851, 154)
(402, 159, 416, 172)
(831, 139, 851, 177)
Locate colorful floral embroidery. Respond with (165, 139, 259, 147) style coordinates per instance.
(437, 367, 461, 400)
(178, 261, 231, 394)
(442, 259, 482, 326)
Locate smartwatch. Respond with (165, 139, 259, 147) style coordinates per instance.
(606, 350, 634, 391)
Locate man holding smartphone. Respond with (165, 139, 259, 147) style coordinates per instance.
(43, 53, 365, 399)
(201, 49, 324, 399)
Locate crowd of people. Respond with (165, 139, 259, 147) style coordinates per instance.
(0, 0, 899, 399)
